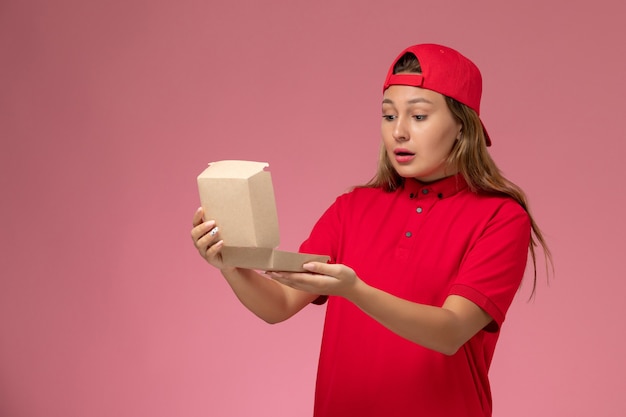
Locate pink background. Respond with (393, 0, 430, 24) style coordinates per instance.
(1, 0, 625, 416)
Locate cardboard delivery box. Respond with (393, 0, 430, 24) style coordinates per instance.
(197, 160, 330, 271)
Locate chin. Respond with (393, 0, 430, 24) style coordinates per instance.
(393, 165, 426, 179)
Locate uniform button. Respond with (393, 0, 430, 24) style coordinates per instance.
(416, 207, 423, 213)
(422, 189, 429, 194)
(405, 231, 412, 238)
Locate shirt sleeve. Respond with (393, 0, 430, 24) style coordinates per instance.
(449, 200, 532, 331)
(298, 195, 346, 305)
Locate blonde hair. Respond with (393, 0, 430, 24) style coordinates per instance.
(364, 53, 553, 296)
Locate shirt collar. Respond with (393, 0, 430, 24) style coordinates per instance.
(402, 173, 468, 200)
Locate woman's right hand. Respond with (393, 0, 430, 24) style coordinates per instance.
(191, 208, 316, 323)
(191, 207, 229, 270)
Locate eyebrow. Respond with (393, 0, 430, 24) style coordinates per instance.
(382, 97, 434, 105)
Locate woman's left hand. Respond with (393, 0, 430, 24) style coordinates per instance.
(268, 262, 361, 299)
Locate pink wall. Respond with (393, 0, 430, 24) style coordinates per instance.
(2, 0, 625, 416)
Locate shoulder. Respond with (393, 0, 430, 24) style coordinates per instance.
(445, 189, 531, 239)
(343, 185, 388, 198)
(338, 185, 393, 203)
(330, 185, 396, 213)
(460, 189, 528, 217)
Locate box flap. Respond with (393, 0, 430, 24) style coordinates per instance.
(222, 247, 330, 272)
(204, 160, 269, 179)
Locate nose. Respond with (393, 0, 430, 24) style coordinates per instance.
(392, 116, 409, 142)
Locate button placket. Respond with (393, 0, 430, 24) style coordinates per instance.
(396, 176, 465, 259)
(402, 193, 439, 244)
(403, 189, 428, 242)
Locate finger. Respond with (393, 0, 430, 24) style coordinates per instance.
(268, 271, 289, 285)
(271, 270, 320, 285)
(191, 220, 216, 245)
(303, 262, 341, 276)
(269, 271, 333, 295)
(205, 239, 224, 259)
(196, 226, 220, 250)
(192, 207, 205, 226)
(268, 272, 308, 290)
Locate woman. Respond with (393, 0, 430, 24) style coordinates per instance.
(191, 43, 552, 417)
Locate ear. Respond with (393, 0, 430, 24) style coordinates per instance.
(455, 122, 463, 140)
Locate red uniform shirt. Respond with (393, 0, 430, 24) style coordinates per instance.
(299, 174, 531, 417)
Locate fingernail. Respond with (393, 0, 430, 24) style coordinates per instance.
(209, 227, 219, 236)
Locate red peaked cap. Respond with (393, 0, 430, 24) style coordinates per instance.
(383, 44, 491, 146)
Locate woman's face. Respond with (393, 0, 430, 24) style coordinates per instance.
(381, 85, 462, 182)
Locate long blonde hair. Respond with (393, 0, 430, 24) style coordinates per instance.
(365, 53, 553, 296)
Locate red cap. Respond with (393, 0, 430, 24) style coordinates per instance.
(383, 44, 491, 146)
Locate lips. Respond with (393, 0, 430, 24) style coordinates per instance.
(394, 148, 415, 163)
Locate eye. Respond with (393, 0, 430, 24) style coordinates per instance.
(382, 114, 396, 121)
(413, 114, 427, 121)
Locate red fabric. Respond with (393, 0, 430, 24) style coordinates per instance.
(299, 174, 530, 417)
(382, 43, 492, 146)
(383, 44, 482, 114)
